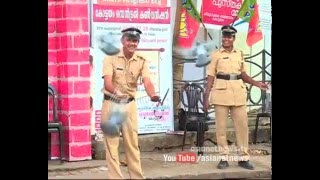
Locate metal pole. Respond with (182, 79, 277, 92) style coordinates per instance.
(261, 49, 266, 112)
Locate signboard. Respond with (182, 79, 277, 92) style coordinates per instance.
(201, 0, 271, 33)
(90, 0, 174, 137)
(201, 0, 242, 26)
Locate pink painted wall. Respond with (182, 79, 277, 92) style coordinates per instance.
(48, 0, 91, 161)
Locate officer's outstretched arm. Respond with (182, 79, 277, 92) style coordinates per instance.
(142, 77, 156, 97)
(103, 75, 123, 95)
(102, 56, 123, 95)
(141, 60, 160, 102)
(241, 72, 260, 87)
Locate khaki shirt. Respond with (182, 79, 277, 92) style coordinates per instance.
(102, 50, 150, 98)
(206, 47, 248, 106)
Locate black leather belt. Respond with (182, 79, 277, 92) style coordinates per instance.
(216, 74, 242, 80)
(104, 94, 135, 103)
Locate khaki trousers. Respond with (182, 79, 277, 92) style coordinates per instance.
(214, 105, 250, 161)
(101, 100, 144, 179)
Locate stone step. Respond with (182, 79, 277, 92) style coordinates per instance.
(93, 126, 270, 160)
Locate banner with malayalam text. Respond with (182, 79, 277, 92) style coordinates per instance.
(201, 0, 242, 27)
(201, 0, 271, 32)
(90, 0, 174, 137)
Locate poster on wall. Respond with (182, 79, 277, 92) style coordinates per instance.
(201, 0, 242, 28)
(201, 0, 271, 32)
(90, 0, 174, 138)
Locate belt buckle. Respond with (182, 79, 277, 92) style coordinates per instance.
(118, 97, 132, 103)
(229, 74, 238, 80)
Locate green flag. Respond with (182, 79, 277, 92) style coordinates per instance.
(237, 0, 256, 23)
(182, 0, 201, 22)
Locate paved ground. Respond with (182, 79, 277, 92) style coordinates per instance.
(48, 143, 271, 179)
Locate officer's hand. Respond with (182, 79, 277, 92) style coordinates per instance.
(257, 82, 268, 90)
(150, 95, 160, 102)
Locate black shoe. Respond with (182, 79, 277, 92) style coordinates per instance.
(238, 160, 254, 170)
(217, 160, 229, 169)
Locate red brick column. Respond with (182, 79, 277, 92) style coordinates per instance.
(48, 0, 91, 161)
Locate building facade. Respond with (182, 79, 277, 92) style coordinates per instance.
(48, 0, 91, 161)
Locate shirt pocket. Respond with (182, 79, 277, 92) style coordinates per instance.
(114, 67, 125, 82)
(230, 59, 242, 71)
(214, 79, 227, 90)
(216, 58, 230, 73)
(235, 59, 246, 72)
(126, 69, 140, 88)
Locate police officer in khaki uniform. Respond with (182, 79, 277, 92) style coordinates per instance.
(101, 27, 160, 179)
(203, 25, 268, 170)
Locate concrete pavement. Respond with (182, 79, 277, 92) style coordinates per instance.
(48, 143, 271, 179)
